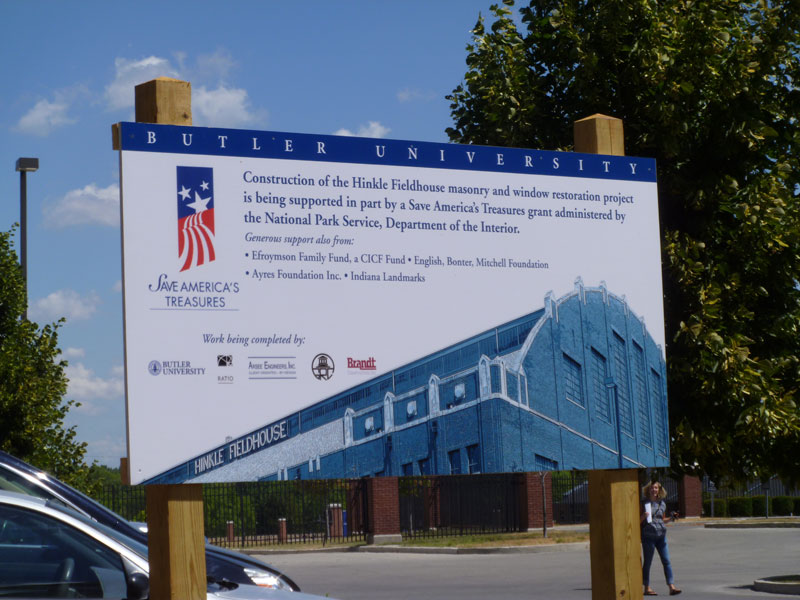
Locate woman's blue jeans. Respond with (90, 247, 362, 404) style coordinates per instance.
(642, 534, 674, 586)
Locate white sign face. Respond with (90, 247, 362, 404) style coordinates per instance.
(118, 123, 664, 484)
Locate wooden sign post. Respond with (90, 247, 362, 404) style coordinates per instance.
(120, 77, 207, 600)
(576, 115, 644, 600)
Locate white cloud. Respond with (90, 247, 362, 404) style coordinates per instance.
(16, 99, 76, 136)
(333, 121, 391, 138)
(44, 183, 120, 228)
(193, 85, 267, 128)
(15, 86, 87, 136)
(66, 362, 125, 404)
(105, 56, 180, 111)
(194, 49, 236, 82)
(112, 280, 122, 293)
(103, 52, 267, 128)
(30, 289, 101, 322)
(397, 88, 437, 103)
(62, 347, 86, 360)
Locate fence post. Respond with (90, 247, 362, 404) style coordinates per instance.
(425, 476, 440, 531)
(328, 504, 344, 539)
(278, 518, 288, 543)
(678, 475, 703, 517)
(365, 476, 402, 544)
(518, 472, 554, 531)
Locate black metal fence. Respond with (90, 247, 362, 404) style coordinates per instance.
(550, 471, 681, 524)
(92, 471, 800, 546)
(95, 478, 368, 547)
(701, 475, 800, 517)
(702, 475, 800, 499)
(399, 473, 522, 538)
(552, 470, 589, 524)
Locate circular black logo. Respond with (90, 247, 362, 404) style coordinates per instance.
(311, 354, 335, 380)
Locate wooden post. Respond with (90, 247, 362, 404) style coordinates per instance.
(146, 484, 206, 600)
(125, 77, 206, 600)
(588, 470, 642, 600)
(119, 457, 130, 486)
(574, 114, 625, 156)
(575, 114, 642, 600)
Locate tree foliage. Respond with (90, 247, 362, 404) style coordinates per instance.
(447, 0, 800, 482)
(0, 227, 89, 487)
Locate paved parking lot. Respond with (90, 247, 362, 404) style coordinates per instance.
(257, 525, 800, 600)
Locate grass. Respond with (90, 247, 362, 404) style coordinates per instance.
(224, 528, 590, 552)
(397, 529, 589, 548)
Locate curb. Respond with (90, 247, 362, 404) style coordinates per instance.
(357, 541, 589, 554)
(753, 576, 800, 595)
(705, 522, 800, 529)
(248, 546, 360, 556)
(247, 541, 590, 556)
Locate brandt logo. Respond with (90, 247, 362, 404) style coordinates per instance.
(347, 357, 376, 371)
(311, 354, 335, 380)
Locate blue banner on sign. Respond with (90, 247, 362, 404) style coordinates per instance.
(117, 122, 657, 183)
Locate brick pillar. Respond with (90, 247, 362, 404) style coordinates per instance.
(328, 504, 344, 538)
(277, 518, 287, 543)
(366, 476, 402, 544)
(678, 475, 702, 517)
(518, 471, 554, 530)
(226, 521, 235, 543)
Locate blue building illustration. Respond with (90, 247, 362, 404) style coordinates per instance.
(148, 279, 669, 484)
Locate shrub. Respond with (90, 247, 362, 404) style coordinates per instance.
(703, 498, 727, 517)
(794, 497, 800, 516)
(751, 495, 768, 517)
(772, 496, 794, 516)
(727, 496, 753, 517)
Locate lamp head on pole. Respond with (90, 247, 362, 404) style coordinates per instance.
(15, 157, 39, 172)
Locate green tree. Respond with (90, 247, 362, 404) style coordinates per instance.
(0, 227, 89, 487)
(447, 0, 800, 482)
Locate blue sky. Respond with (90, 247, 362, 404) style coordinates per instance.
(0, 1, 496, 466)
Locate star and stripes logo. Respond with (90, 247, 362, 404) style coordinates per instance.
(177, 166, 216, 272)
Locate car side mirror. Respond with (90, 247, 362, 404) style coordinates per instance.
(126, 572, 149, 600)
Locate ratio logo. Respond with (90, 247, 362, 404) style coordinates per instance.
(311, 354, 335, 380)
(217, 355, 233, 367)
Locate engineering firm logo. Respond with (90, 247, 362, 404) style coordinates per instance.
(177, 166, 216, 272)
(311, 354, 335, 380)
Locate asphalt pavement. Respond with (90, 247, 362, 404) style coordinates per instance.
(254, 525, 800, 600)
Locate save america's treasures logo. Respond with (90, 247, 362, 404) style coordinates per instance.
(176, 166, 216, 272)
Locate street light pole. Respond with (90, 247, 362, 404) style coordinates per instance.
(15, 157, 39, 320)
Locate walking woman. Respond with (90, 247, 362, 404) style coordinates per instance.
(641, 481, 681, 596)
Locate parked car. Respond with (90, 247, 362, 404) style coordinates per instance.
(0, 451, 299, 592)
(0, 491, 330, 599)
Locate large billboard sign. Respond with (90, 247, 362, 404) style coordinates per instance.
(118, 122, 667, 484)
